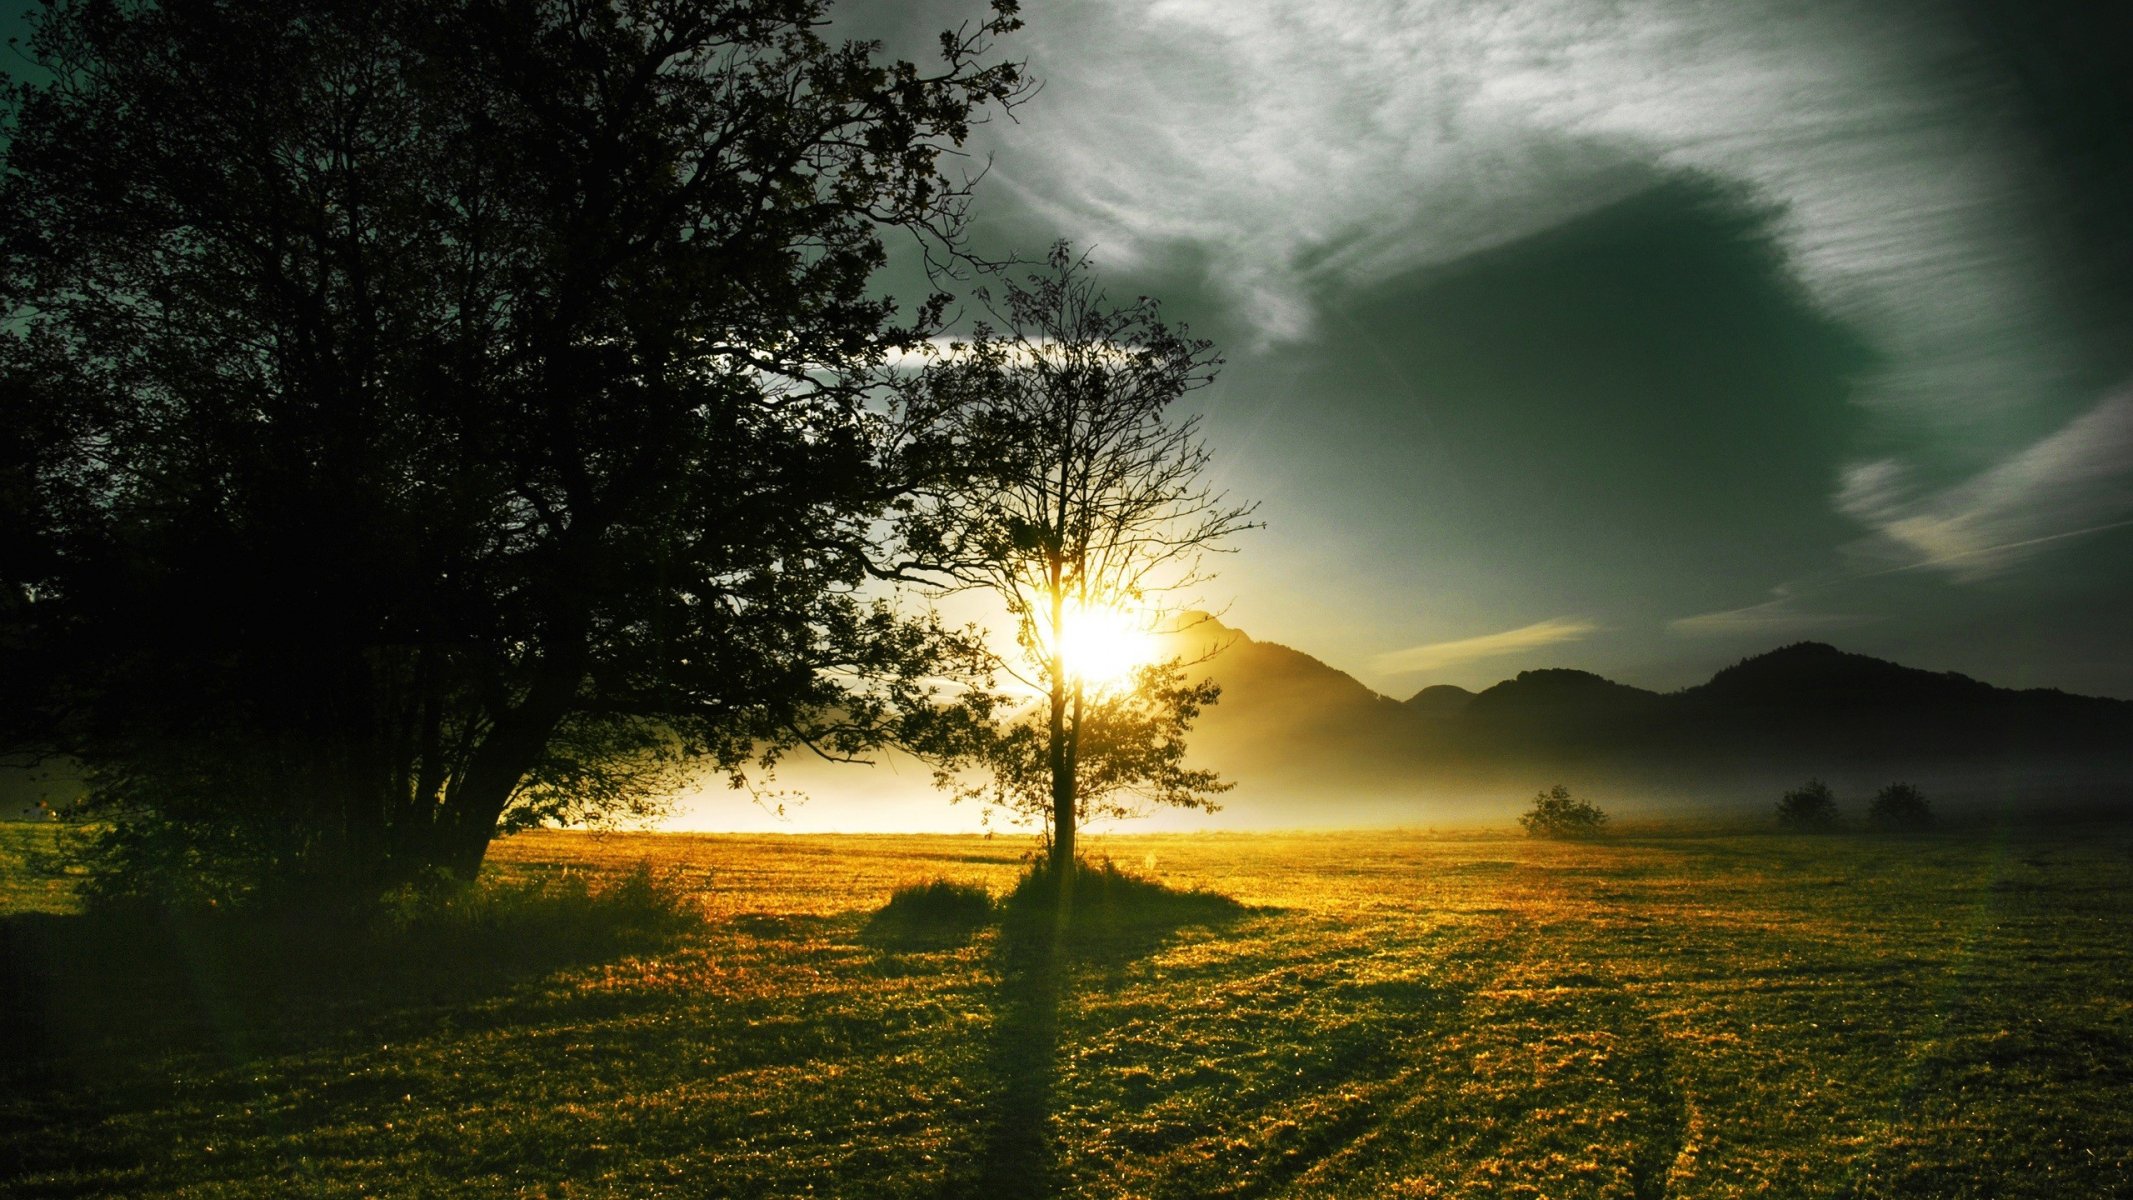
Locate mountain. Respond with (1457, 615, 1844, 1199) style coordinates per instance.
(1153, 617, 1424, 821)
(709, 631, 2133, 828)
(1670, 642, 2133, 766)
(1403, 685, 1475, 717)
(1176, 630, 2133, 825)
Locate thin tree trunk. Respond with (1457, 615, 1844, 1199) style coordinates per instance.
(1047, 678, 1075, 878)
(1046, 580, 1075, 881)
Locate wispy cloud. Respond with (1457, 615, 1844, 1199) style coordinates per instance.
(1375, 617, 1597, 675)
(1670, 386, 2133, 634)
(985, 0, 2068, 417)
(1669, 590, 1877, 640)
(1834, 389, 2133, 582)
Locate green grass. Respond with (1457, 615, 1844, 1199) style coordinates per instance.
(4, 822, 2132, 1197)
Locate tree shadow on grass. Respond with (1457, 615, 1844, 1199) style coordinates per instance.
(0, 869, 701, 1091)
(955, 931, 1071, 1200)
(1, 874, 704, 1189)
(942, 860, 1257, 1199)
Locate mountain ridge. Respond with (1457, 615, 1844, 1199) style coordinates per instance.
(1170, 620, 2133, 822)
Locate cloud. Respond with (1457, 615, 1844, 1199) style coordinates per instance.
(1834, 389, 2133, 582)
(1668, 590, 1877, 640)
(980, 0, 2071, 415)
(1374, 617, 1597, 675)
(1670, 387, 2133, 637)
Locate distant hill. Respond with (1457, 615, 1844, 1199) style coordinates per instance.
(1152, 617, 1424, 822)
(1168, 622, 2133, 824)
(1403, 685, 1475, 717)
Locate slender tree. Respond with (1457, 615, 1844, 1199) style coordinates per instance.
(0, 0, 1027, 903)
(911, 245, 1258, 876)
(1518, 784, 1608, 838)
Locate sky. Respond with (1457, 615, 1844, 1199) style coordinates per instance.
(856, 0, 2133, 701)
(12, 1, 2121, 704)
(1, 0, 2122, 833)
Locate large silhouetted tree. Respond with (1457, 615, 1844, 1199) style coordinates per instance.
(910, 245, 1257, 878)
(0, 0, 1026, 903)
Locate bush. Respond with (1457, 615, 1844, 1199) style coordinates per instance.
(1776, 779, 1841, 831)
(1518, 785, 1608, 838)
(1003, 856, 1243, 938)
(1867, 782, 1934, 831)
(869, 878, 995, 942)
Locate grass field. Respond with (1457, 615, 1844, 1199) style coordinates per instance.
(4, 820, 2132, 1198)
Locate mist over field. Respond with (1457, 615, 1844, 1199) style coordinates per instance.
(666, 615, 2133, 834)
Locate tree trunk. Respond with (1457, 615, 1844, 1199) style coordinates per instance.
(433, 640, 588, 880)
(1050, 769, 1076, 873)
(1052, 681, 1087, 926)
(1045, 582, 1074, 881)
(1047, 687, 1075, 878)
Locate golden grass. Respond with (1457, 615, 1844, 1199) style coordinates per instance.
(4, 822, 2131, 1197)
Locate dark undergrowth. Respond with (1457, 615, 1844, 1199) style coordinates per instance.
(866, 856, 1251, 955)
(0, 861, 702, 1087)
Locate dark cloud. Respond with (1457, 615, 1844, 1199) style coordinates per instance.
(1346, 176, 1874, 580)
(1959, 0, 2133, 344)
(1187, 175, 1877, 677)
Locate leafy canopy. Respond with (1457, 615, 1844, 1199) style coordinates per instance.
(0, 0, 1026, 902)
(1867, 781, 1933, 831)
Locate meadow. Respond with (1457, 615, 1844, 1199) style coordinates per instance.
(4, 819, 2131, 1198)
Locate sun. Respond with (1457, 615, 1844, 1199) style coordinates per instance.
(1057, 601, 1157, 692)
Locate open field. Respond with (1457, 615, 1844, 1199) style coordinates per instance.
(5, 821, 2133, 1198)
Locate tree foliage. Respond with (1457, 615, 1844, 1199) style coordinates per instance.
(1518, 784, 1608, 838)
(1866, 781, 1933, 831)
(908, 246, 1256, 871)
(1775, 779, 1841, 831)
(0, 0, 1026, 903)
(945, 660, 1228, 836)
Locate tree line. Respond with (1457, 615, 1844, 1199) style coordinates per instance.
(1518, 780, 1936, 837)
(0, 0, 1248, 908)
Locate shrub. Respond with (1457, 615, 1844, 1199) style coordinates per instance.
(1002, 856, 1243, 938)
(872, 878, 996, 938)
(8, 859, 706, 1067)
(1867, 782, 1934, 830)
(1518, 785, 1608, 838)
(1776, 779, 1841, 831)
